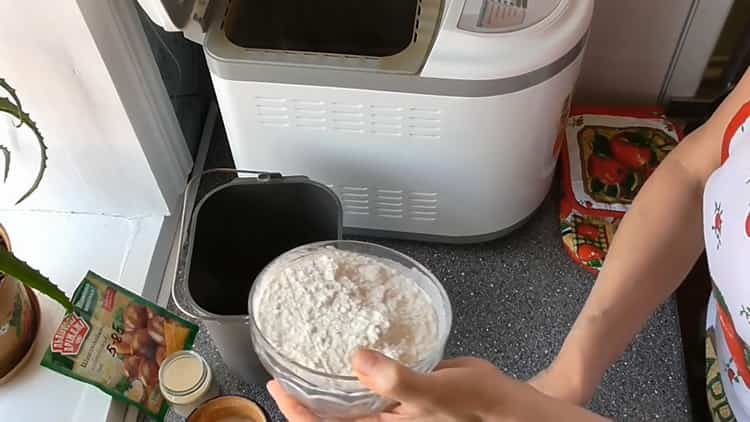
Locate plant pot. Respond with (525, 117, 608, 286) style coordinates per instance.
(0, 224, 41, 383)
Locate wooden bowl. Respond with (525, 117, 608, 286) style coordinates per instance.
(0, 224, 42, 384)
(187, 395, 267, 422)
(0, 287, 40, 384)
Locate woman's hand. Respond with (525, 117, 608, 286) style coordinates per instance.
(269, 350, 506, 422)
(268, 349, 608, 422)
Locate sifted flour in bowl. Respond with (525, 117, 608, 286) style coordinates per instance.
(253, 247, 438, 376)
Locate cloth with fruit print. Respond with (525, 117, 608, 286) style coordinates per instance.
(560, 108, 682, 273)
(703, 103, 750, 421)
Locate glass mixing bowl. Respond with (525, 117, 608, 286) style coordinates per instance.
(248, 240, 452, 419)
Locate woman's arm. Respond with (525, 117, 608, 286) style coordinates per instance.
(532, 69, 750, 404)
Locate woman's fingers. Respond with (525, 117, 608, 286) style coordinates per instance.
(352, 349, 433, 406)
(267, 380, 319, 422)
(267, 379, 398, 422)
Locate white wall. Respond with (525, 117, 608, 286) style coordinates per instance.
(0, 0, 191, 216)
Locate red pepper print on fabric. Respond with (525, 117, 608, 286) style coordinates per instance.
(713, 202, 724, 250)
(729, 364, 739, 384)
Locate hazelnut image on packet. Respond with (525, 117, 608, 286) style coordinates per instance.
(41, 271, 198, 421)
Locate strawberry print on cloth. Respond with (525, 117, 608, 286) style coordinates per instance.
(564, 110, 681, 214)
(559, 108, 682, 274)
(713, 202, 724, 250)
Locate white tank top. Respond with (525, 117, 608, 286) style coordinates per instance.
(705, 102, 750, 419)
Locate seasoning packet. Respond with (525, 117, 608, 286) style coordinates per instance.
(41, 271, 198, 420)
(560, 108, 683, 273)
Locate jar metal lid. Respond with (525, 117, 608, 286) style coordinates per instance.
(159, 350, 212, 405)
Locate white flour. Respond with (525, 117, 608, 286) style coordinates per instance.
(254, 247, 437, 376)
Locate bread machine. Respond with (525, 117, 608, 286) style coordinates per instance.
(138, 0, 594, 242)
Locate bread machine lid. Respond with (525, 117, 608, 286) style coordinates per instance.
(458, 0, 563, 33)
(137, 0, 213, 40)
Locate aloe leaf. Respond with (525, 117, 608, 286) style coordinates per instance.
(0, 145, 8, 182)
(0, 248, 73, 311)
(0, 96, 47, 204)
(0, 78, 24, 127)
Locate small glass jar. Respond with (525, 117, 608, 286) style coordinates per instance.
(159, 350, 220, 417)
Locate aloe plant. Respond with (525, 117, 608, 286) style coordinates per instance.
(0, 247, 73, 311)
(0, 79, 68, 309)
(0, 78, 47, 205)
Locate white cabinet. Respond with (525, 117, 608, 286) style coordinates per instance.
(576, 0, 732, 105)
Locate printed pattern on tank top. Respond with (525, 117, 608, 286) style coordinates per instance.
(705, 102, 750, 420)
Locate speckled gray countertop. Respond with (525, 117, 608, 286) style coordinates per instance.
(164, 195, 690, 422)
